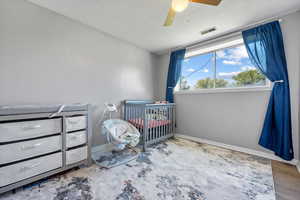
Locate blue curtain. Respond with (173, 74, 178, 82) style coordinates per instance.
(166, 49, 186, 103)
(242, 21, 293, 161)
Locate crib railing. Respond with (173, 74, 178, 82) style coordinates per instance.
(123, 100, 176, 150)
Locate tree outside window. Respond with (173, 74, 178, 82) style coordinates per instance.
(179, 44, 268, 90)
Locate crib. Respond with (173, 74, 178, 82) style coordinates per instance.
(123, 100, 176, 150)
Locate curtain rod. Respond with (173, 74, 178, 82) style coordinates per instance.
(171, 13, 288, 53)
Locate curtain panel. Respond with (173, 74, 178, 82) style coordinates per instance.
(166, 49, 186, 103)
(242, 21, 293, 161)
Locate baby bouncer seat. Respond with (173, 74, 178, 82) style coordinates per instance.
(102, 119, 140, 151)
(92, 103, 140, 168)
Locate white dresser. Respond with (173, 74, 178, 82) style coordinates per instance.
(0, 104, 92, 194)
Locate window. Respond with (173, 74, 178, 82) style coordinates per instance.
(178, 40, 270, 92)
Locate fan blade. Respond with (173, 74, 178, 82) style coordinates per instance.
(190, 0, 222, 6)
(164, 8, 176, 26)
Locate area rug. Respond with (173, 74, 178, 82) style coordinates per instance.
(0, 138, 275, 200)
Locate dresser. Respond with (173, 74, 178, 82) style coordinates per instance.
(0, 104, 92, 194)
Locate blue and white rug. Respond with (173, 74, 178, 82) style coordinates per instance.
(1, 138, 275, 200)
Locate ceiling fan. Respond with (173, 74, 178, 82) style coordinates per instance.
(164, 0, 222, 26)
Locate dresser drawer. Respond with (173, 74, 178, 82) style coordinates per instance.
(0, 119, 62, 143)
(66, 116, 87, 132)
(66, 131, 86, 148)
(0, 152, 62, 187)
(0, 136, 61, 165)
(66, 146, 87, 165)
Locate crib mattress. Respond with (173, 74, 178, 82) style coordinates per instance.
(129, 119, 171, 129)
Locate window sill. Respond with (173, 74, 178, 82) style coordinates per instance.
(174, 86, 272, 95)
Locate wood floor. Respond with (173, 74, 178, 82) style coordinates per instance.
(272, 161, 300, 200)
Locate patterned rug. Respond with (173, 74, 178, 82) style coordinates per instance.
(0, 138, 275, 200)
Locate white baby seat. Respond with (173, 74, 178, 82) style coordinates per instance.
(102, 119, 140, 150)
(92, 103, 141, 168)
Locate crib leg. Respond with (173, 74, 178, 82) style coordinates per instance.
(142, 133, 147, 152)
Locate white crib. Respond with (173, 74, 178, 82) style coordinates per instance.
(123, 100, 176, 150)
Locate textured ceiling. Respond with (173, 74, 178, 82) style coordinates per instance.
(28, 0, 300, 53)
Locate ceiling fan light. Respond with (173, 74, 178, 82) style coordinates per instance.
(172, 0, 189, 12)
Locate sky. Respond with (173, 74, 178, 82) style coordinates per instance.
(181, 45, 259, 88)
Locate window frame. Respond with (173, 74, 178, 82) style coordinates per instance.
(175, 41, 272, 94)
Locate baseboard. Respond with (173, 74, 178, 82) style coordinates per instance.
(175, 134, 299, 167)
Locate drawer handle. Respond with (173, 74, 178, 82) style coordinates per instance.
(71, 134, 86, 139)
(68, 119, 81, 124)
(19, 163, 40, 172)
(23, 124, 42, 131)
(21, 143, 42, 150)
(70, 135, 78, 140)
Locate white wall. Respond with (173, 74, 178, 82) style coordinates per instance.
(0, 0, 156, 146)
(155, 11, 300, 160)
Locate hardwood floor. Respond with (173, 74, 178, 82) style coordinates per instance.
(272, 161, 300, 200)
